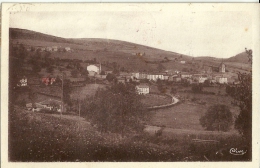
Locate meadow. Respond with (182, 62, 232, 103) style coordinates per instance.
(148, 86, 240, 132)
(70, 84, 106, 100)
(141, 94, 172, 107)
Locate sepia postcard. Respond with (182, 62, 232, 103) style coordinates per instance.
(1, 3, 259, 168)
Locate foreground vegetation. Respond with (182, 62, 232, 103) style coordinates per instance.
(9, 105, 250, 162)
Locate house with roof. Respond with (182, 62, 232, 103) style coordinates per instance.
(46, 47, 52, 52)
(163, 74, 170, 80)
(52, 46, 58, 52)
(26, 99, 65, 112)
(147, 73, 164, 81)
(17, 76, 27, 87)
(87, 64, 101, 76)
(215, 76, 228, 84)
(192, 74, 208, 83)
(132, 72, 140, 79)
(180, 73, 192, 79)
(136, 84, 150, 95)
(65, 47, 71, 52)
(139, 72, 148, 80)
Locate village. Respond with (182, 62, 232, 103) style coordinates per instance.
(15, 44, 234, 114)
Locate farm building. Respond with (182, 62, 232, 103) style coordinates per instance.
(180, 61, 186, 64)
(17, 76, 27, 87)
(46, 47, 52, 52)
(26, 99, 65, 112)
(132, 72, 139, 79)
(180, 73, 192, 78)
(52, 46, 58, 52)
(136, 84, 150, 95)
(65, 47, 71, 51)
(42, 77, 56, 85)
(87, 64, 101, 76)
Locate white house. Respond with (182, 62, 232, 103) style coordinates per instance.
(192, 74, 208, 83)
(198, 76, 208, 83)
(180, 61, 186, 64)
(17, 76, 27, 87)
(216, 77, 228, 84)
(147, 73, 164, 81)
(87, 64, 101, 76)
(181, 73, 192, 78)
(52, 46, 58, 52)
(46, 47, 52, 52)
(65, 47, 71, 52)
(136, 85, 150, 95)
(132, 72, 140, 79)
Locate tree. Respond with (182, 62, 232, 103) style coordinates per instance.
(100, 70, 105, 75)
(82, 83, 149, 137)
(106, 73, 116, 82)
(200, 104, 233, 132)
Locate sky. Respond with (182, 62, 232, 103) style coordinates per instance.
(9, 10, 253, 58)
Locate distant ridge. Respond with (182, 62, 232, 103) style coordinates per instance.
(10, 28, 68, 43)
(226, 52, 249, 64)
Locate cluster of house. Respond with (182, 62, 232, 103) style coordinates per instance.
(26, 46, 72, 52)
(84, 63, 229, 95)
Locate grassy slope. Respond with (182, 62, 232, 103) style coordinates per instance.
(9, 105, 185, 161)
(11, 28, 252, 74)
(9, 105, 249, 161)
(10, 28, 197, 72)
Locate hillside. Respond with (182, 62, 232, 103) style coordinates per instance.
(226, 52, 249, 63)
(9, 28, 251, 73)
(10, 28, 185, 59)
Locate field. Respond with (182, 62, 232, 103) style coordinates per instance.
(70, 84, 106, 100)
(141, 94, 172, 107)
(148, 87, 240, 132)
